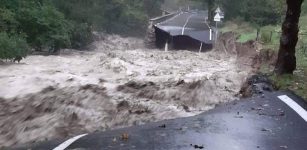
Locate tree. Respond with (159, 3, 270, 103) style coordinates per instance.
(16, 0, 71, 52)
(0, 8, 19, 33)
(0, 32, 29, 60)
(207, 0, 214, 23)
(275, 0, 305, 74)
(52, 0, 163, 36)
(0, 0, 72, 52)
(190, 0, 215, 22)
(303, 1, 307, 14)
(243, 0, 283, 26)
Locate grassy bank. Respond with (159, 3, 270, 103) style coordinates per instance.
(221, 15, 307, 100)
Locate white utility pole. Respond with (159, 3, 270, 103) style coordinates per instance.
(214, 7, 223, 43)
(165, 41, 169, 52)
(199, 43, 203, 53)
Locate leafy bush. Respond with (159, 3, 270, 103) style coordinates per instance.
(16, 2, 71, 52)
(260, 26, 275, 44)
(70, 22, 93, 49)
(302, 1, 307, 14)
(0, 8, 18, 32)
(261, 31, 272, 44)
(0, 32, 29, 59)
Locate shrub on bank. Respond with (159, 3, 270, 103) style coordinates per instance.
(260, 26, 276, 44)
(0, 32, 29, 60)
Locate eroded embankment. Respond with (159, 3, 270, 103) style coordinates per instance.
(0, 34, 258, 147)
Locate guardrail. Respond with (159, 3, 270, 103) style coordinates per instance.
(149, 12, 179, 26)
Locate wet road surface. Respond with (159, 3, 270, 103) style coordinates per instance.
(13, 91, 307, 150)
(155, 11, 213, 44)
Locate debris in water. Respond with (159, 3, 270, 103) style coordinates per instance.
(159, 124, 166, 128)
(41, 86, 56, 93)
(176, 80, 185, 86)
(280, 145, 288, 149)
(67, 78, 74, 82)
(182, 105, 191, 112)
(279, 111, 285, 116)
(112, 137, 117, 143)
(251, 107, 264, 111)
(121, 133, 129, 141)
(261, 128, 273, 133)
(190, 144, 204, 149)
(117, 100, 130, 112)
(234, 116, 244, 118)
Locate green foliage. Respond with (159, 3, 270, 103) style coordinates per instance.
(302, 1, 307, 14)
(193, 0, 285, 26)
(144, 0, 165, 17)
(52, 0, 163, 36)
(16, 0, 71, 51)
(0, 8, 18, 32)
(242, 0, 284, 26)
(260, 31, 272, 44)
(0, 0, 71, 53)
(0, 32, 29, 59)
(1, 0, 164, 55)
(260, 26, 276, 44)
(264, 14, 307, 100)
(238, 32, 257, 43)
(270, 73, 307, 101)
(101, 0, 148, 35)
(70, 22, 93, 49)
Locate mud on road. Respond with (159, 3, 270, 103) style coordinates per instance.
(0, 34, 256, 147)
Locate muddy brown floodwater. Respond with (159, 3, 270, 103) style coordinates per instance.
(0, 34, 254, 147)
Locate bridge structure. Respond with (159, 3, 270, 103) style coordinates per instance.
(145, 10, 215, 51)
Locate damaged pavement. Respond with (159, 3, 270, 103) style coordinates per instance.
(14, 90, 307, 150)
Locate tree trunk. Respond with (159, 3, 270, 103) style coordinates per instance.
(275, 0, 304, 74)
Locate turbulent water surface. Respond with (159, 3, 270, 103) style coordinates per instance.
(0, 35, 252, 147)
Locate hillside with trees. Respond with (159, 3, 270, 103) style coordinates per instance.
(0, 0, 163, 58)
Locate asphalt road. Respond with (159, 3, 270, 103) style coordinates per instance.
(13, 91, 307, 150)
(155, 11, 213, 44)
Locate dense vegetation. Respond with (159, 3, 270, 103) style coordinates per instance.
(194, 0, 286, 27)
(0, 0, 71, 57)
(52, 0, 163, 36)
(0, 0, 163, 59)
(217, 0, 307, 99)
